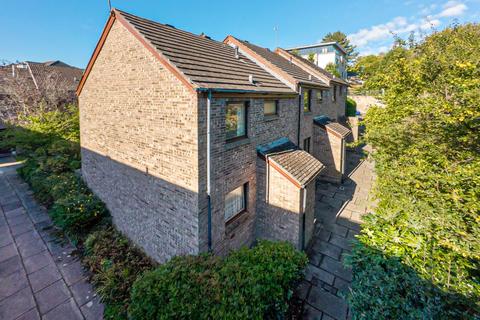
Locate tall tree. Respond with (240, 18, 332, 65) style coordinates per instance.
(322, 31, 359, 65)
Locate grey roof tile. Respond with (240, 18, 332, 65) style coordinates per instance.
(117, 10, 294, 93)
(269, 149, 325, 187)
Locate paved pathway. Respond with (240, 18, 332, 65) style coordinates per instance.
(296, 146, 375, 320)
(0, 157, 103, 320)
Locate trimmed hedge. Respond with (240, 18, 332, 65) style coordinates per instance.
(345, 97, 357, 117)
(129, 241, 308, 319)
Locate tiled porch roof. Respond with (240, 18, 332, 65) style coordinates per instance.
(313, 115, 351, 138)
(268, 149, 325, 188)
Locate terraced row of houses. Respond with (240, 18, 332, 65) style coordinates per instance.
(76, 9, 352, 263)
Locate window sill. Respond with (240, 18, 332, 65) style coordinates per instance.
(304, 111, 313, 115)
(225, 137, 250, 150)
(225, 210, 249, 235)
(263, 114, 279, 122)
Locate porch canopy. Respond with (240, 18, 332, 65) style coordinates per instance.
(258, 138, 325, 188)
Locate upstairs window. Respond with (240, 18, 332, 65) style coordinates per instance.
(226, 102, 247, 141)
(332, 86, 337, 102)
(225, 184, 247, 222)
(339, 86, 344, 96)
(264, 100, 278, 117)
(303, 89, 312, 112)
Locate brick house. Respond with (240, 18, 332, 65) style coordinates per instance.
(77, 9, 350, 263)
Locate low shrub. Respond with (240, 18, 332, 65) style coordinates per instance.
(83, 228, 154, 319)
(346, 97, 357, 117)
(49, 192, 107, 236)
(129, 240, 308, 320)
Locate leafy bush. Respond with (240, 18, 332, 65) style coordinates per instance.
(129, 240, 307, 319)
(346, 97, 357, 117)
(348, 24, 480, 318)
(49, 193, 107, 235)
(84, 228, 154, 319)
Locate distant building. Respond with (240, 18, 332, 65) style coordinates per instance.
(286, 42, 347, 79)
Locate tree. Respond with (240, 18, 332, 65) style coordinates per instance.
(307, 53, 315, 63)
(322, 31, 359, 65)
(0, 64, 76, 124)
(350, 54, 384, 83)
(325, 62, 340, 78)
(348, 23, 480, 318)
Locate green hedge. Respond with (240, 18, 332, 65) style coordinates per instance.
(348, 24, 480, 318)
(345, 97, 357, 117)
(129, 241, 308, 319)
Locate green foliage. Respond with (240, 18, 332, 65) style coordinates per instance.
(49, 193, 106, 236)
(325, 62, 341, 78)
(350, 54, 385, 84)
(322, 31, 359, 65)
(84, 228, 154, 319)
(346, 97, 357, 117)
(307, 52, 315, 63)
(348, 23, 480, 318)
(129, 241, 308, 320)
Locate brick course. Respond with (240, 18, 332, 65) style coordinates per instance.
(79, 20, 200, 263)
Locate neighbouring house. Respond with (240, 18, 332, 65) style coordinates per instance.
(77, 9, 350, 263)
(286, 42, 348, 79)
(275, 48, 350, 182)
(224, 37, 350, 184)
(0, 60, 83, 124)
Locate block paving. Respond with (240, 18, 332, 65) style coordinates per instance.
(0, 158, 103, 320)
(297, 146, 376, 320)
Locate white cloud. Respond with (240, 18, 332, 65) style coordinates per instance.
(348, 0, 467, 55)
(436, 1, 467, 17)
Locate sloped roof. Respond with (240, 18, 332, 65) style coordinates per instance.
(78, 9, 295, 95)
(27, 62, 83, 90)
(275, 48, 348, 86)
(268, 149, 325, 188)
(313, 115, 351, 138)
(225, 36, 329, 90)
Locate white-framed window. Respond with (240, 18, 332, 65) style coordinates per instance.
(264, 100, 278, 117)
(225, 184, 247, 222)
(226, 102, 247, 141)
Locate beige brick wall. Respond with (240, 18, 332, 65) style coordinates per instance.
(259, 164, 301, 248)
(313, 126, 344, 184)
(79, 20, 200, 263)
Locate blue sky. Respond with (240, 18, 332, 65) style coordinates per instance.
(1, 0, 479, 68)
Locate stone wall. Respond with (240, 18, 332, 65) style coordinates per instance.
(79, 20, 200, 263)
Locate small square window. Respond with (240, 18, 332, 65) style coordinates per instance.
(225, 184, 247, 222)
(303, 137, 311, 153)
(264, 100, 278, 117)
(303, 89, 312, 112)
(226, 102, 247, 141)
